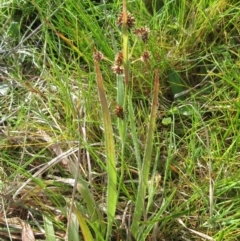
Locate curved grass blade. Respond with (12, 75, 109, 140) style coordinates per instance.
(74, 204, 94, 241)
(94, 56, 117, 240)
(43, 215, 56, 241)
(131, 70, 159, 237)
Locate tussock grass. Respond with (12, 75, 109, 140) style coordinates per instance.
(1, 0, 240, 240)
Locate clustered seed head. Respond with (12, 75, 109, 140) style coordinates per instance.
(93, 50, 104, 61)
(112, 52, 124, 75)
(112, 64, 124, 75)
(140, 51, 151, 62)
(116, 11, 135, 29)
(114, 105, 124, 119)
(114, 52, 124, 66)
(133, 27, 150, 43)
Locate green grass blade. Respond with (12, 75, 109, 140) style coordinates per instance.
(74, 204, 94, 241)
(117, 75, 125, 106)
(76, 178, 105, 233)
(142, 188, 177, 240)
(94, 56, 117, 240)
(128, 94, 141, 171)
(131, 70, 159, 237)
(43, 215, 56, 241)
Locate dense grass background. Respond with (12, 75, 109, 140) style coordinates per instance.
(1, 0, 240, 240)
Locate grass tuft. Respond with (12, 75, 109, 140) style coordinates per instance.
(1, 0, 240, 240)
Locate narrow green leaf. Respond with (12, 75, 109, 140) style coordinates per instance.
(43, 215, 56, 241)
(142, 188, 176, 240)
(94, 57, 117, 240)
(117, 75, 125, 106)
(74, 205, 94, 241)
(128, 94, 141, 171)
(76, 178, 105, 233)
(67, 211, 80, 241)
(131, 70, 159, 236)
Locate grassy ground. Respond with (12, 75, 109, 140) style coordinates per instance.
(0, 0, 240, 240)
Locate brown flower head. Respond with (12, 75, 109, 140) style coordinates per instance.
(114, 52, 124, 66)
(116, 11, 135, 29)
(93, 50, 104, 61)
(114, 105, 124, 119)
(112, 65, 124, 75)
(140, 51, 151, 62)
(133, 27, 150, 43)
